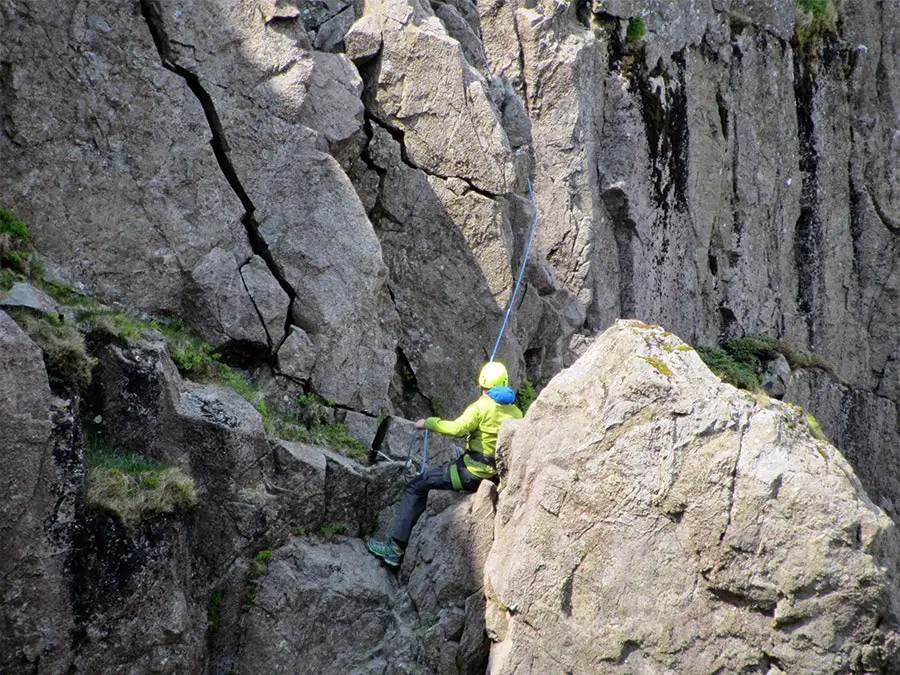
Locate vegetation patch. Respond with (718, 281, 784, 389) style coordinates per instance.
(697, 334, 830, 391)
(319, 523, 348, 541)
(242, 549, 273, 611)
(207, 591, 224, 635)
(6, 308, 96, 393)
(85, 443, 197, 525)
(515, 379, 539, 413)
(91, 320, 370, 460)
(626, 16, 646, 43)
(429, 396, 444, 417)
(0, 204, 34, 275)
(806, 413, 828, 442)
(794, 0, 840, 54)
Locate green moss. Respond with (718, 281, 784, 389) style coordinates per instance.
(697, 333, 831, 393)
(0, 205, 37, 276)
(0, 205, 31, 243)
(515, 379, 539, 413)
(317, 423, 368, 458)
(85, 442, 197, 525)
(641, 355, 673, 377)
(676, 345, 693, 352)
(36, 279, 100, 309)
(626, 16, 646, 43)
(298, 391, 333, 407)
(806, 413, 828, 443)
(429, 396, 444, 417)
(0, 268, 19, 291)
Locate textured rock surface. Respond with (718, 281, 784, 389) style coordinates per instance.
(0, 311, 77, 673)
(238, 479, 495, 674)
(238, 538, 422, 673)
(1, 0, 899, 669)
(401, 482, 497, 674)
(485, 321, 900, 672)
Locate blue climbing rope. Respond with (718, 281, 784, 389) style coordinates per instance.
(404, 428, 429, 484)
(407, 175, 540, 475)
(490, 176, 540, 362)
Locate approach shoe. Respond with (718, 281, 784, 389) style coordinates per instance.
(367, 537, 402, 567)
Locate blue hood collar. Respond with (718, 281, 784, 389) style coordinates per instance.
(486, 386, 516, 405)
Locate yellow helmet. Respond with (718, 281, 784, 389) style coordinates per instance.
(478, 361, 508, 389)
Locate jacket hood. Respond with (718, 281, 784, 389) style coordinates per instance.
(486, 386, 516, 405)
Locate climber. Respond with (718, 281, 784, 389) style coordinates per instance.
(367, 361, 523, 567)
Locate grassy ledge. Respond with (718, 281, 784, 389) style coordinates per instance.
(85, 443, 197, 525)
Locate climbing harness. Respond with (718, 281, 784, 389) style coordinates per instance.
(405, 175, 541, 476)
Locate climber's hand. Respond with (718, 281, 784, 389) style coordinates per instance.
(415, 419, 426, 430)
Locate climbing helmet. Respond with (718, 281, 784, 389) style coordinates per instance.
(478, 361, 508, 389)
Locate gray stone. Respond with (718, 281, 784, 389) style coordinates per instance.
(271, 440, 328, 531)
(186, 246, 270, 351)
(345, 14, 383, 62)
(485, 321, 900, 672)
(0, 282, 59, 314)
(276, 326, 317, 382)
(368, 126, 520, 412)
(240, 255, 291, 349)
(361, 0, 516, 194)
(761, 352, 790, 399)
(237, 538, 422, 673)
(340, 409, 380, 449)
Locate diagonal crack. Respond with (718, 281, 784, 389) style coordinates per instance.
(139, 0, 298, 351)
(238, 260, 274, 353)
(367, 113, 504, 198)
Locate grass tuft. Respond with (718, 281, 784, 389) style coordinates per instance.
(319, 523, 348, 541)
(696, 334, 831, 392)
(85, 443, 197, 525)
(794, 0, 840, 55)
(697, 345, 760, 391)
(7, 308, 96, 393)
(242, 549, 273, 611)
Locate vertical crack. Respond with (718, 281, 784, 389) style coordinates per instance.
(720, 421, 747, 543)
(139, 0, 298, 350)
(792, 56, 824, 345)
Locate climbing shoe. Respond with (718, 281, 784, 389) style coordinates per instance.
(367, 537, 403, 567)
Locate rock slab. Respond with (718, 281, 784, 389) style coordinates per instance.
(485, 320, 900, 673)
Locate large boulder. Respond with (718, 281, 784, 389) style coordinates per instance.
(485, 320, 900, 672)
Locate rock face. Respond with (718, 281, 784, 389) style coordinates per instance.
(3, 0, 894, 479)
(0, 311, 78, 673)
(237, 480, 497, 674)
(1, 0, 900, 669)
(485, 321, 900, 673)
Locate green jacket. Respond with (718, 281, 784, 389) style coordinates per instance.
(424, 387, 523, 478)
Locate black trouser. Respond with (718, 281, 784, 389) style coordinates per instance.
(391, 459, 484, 546)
